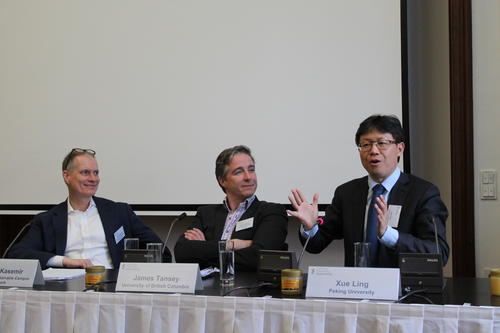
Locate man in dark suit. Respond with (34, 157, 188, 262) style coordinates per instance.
(174, 145, 288, 271)
(288, 115, 449, 268)
(8, 148, 170, 269)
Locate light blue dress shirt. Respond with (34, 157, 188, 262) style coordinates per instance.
(301, 167, 402, 249)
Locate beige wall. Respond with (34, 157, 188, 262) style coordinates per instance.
(472, 0, 500, 277)
(408, 0, 500, 278)
(407, 1, 452, 276)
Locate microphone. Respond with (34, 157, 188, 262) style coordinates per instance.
(2, 221, 32, 258)
(162, 212, 187, 255)
(430, 216, 440, 256)
(297, 217, 324, 269)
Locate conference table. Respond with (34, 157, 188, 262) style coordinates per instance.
(1, 270, 499, 332)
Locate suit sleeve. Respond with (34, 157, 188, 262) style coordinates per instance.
(396, 184, 450, 265)
(174, 208, 219, 268)
(124, 204, 172, 263)
(7, 215, 58, 270)
(233, 203, 288, 271)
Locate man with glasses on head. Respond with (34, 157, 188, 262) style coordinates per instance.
(288, 115, 449, 268)
(8, 148, 170, 269)
(174, 145, 288, 271)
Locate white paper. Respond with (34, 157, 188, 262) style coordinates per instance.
(42, 268, 85, 281)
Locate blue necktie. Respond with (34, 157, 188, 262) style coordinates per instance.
(366, 184, 385, 267)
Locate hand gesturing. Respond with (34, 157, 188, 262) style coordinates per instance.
(287, 188, 319, 230)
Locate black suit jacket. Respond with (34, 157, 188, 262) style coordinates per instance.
(174, 198, 288, 271)
(301, 172, 449, 267)
(8, 196, 170, 269)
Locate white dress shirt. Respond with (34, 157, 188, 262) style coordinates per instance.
(47, 198, 114, 268)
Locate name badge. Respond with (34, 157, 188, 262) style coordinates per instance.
(306, 266, 400, 301)
(0, 259, 45, 287)
(116, 263, 203, 294)
(114, 226, 125, 244)
(388, 205, 402, 228)
(235, 217, 254, 232)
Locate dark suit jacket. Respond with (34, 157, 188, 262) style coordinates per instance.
(174, 198, 288, 271)
(8, 196, 171, 269)
(301, 172, 449, 267)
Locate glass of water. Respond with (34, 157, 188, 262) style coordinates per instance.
(354, 242, 370, 267)
(146, 243, 163, 263)
(124, 238, 139, 250)
(218, 240, 235, 285)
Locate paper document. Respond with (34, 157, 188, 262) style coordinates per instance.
(42, 268, 86, 280)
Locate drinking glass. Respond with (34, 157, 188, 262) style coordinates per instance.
(354, 242, 370, 267)
(218, 240, 235, 285)
(124, 238, 139, 250)
(146, 243, 163, 263)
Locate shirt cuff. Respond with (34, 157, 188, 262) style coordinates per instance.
(379, 225, 399, 248)
(300, 224, 319, 238)
(47, 255, 64, 267)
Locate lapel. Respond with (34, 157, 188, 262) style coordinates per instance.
(239, 197, 259, 221)
(215, 197, 260, 238)
(94, 197, 120, 256)
(214, 205, 228, 239)
(386, 172, 410, 230)
(387, 172, 410, 206)
(351, 178, 369, 242)
(51, 201, 69, 255)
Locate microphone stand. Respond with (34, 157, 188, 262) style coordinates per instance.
(162, 212, 187, 255)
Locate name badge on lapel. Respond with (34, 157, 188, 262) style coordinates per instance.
(388, 205, 402, 228)
(114, 226, 125, 244)
(235, 217, 254, 232)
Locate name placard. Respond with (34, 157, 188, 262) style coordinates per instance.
(0, 259, 45, 287)
(116, 263, 203, 294)
(305, 266, 400, 301)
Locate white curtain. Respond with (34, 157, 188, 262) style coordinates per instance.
(0, 289, 499, 333)
(74, 292, 100, 333)
(234, 297, 265, 333)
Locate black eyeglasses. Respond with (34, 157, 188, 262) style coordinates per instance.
(357, 140, 397, 152)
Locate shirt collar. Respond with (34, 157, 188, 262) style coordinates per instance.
(223, 194, 256, 212)
(367, 167, 401, 192)
(67, 197, 96, 214)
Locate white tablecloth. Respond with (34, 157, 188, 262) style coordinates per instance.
(1, 289, 499, 332)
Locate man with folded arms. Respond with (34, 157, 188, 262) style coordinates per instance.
(8, 148, 170, 269)
(288, 115, 449, 267)
(175, 145, 288, 271)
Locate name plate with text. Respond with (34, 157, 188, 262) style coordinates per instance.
(116, 263, 203, 294)
(0, 259, 45, 287)
(306, 266, 400, 301)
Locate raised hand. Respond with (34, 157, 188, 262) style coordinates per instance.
(287, 188, 319, 230)
(374, 195, 389, 237)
